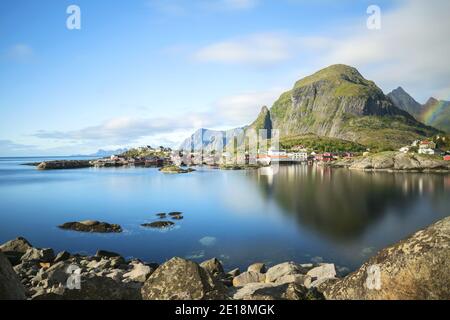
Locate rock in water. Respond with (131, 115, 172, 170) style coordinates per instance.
(324, 216, 450, 300)
(141, 257, 227, 300)
(0, 252, 27, 300)
(58, 221, 122, 233)
(36, 160, 92, 170)
(141, 221, 175, 229)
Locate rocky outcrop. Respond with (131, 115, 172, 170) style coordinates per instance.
(37, 160, 92, 170)
(58, 220, 122, 233)
(0, 237, 33, 266)
(141, 221, 175, 229)
(330, 152, 450, 172)
(232, 271, 266, 287)
(200, 258, 225, 278)
(0, 252, 27, 300)
(159, 166, 195, 174)
(323, 216, 450, 300)
(141, 257, 227, 300)
(232, 282, 323, 300)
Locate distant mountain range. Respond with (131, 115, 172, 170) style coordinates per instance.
(71, 148, 128, 157)
(388, 87, 450, 133)
(181, 64, 442, 151)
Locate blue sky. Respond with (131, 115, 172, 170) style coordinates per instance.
(1, 0, 449, 156)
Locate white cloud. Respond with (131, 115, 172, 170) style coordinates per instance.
(4, 44, 33, 62)
(194, 33, 294, 65)
(31, 88, 279, 148)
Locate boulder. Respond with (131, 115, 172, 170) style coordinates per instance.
(53, 251, 71, 263)
(306, 263, 336, 281)
(21, 247, 55, 263)
(62, 274, 142, 300)
(141, 257, 226, 300)
(0, 237, 33, 266)
(0, 252, 27, 300)
(227, 268, 240, 278)
(274, 274, 312, 287)
(200, 258, 224, 277)
(233, 282, 323, 300)
(58, 220, 122, 233)
(324, 216, 450, 300)
(247, 262, 266, 273)
(232, 271, 266, 287)
(96, 250, 122, 259)
(123, 263, 153, 282)
(265, 262, 308, 283)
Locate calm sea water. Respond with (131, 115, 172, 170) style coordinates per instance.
(0, 157, 449, 272)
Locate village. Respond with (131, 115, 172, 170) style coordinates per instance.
(89, 137, 450, 169)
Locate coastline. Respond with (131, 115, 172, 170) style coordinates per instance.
(1, 216, 449, 300)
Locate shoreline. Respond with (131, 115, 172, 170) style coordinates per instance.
(1, 216, 449, 300)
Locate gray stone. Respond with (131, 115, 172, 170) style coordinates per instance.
(54, 251, 71, 263)
(233, 282, 323, 300)
(200, 258, 224, 277)
(324, 216, 450, 300)
(0, 252, 27, 300)
(265, 262, 308, 283)
(123, 263, 153, 282)
(21, 247, 55, 263)
(227, 268, 240, 278)
(232, 271, 266, 287)
(306, 263, 336, 281)
(141, 257, 226, 300)
(247, 262, 266, 273)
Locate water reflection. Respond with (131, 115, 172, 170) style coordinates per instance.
(250, 165, 449, 241)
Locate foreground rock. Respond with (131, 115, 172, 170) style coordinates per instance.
(36, 160, 92, 170)
(323, 216, 450, 300)
(232, 282, 323, 300)
(0, 252, 27, 300)
(0, 237, 33, 266)
(330, 152, 450, 172)
(141, 257, 227, 300)
(58, 220, 122, 233)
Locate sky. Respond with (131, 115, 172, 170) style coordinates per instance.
(0, 0, 449, 156)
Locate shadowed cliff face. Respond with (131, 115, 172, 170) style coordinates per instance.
(250, 165, 449, 242)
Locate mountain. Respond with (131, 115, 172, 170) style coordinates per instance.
(387, 87, 423, 119)
(387, 86, 450, 133)
(180, 64, 439, 152)
(71, 148, 128, 157)
(258, 64, 438, 150)
(179, 128, 245, 151)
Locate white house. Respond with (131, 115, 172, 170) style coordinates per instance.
(418, 140, 436, 155)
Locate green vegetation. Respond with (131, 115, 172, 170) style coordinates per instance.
(121, 147, 171, 158)
(341, 114, 439, 151)
(279, 134, 365, 153)
(159, 165, 194, 174)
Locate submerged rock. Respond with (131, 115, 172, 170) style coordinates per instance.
(141, 257, 227, 300)
(324, 216, 450, 300)
(58, 220, 122, 233)
(0, 252, 27, 300)
(156, 213, 167, 218)
(141, 221, 175, 229)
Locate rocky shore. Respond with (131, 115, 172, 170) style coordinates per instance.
(1, 216, 449, 300)
(327, 151, 450, 172)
